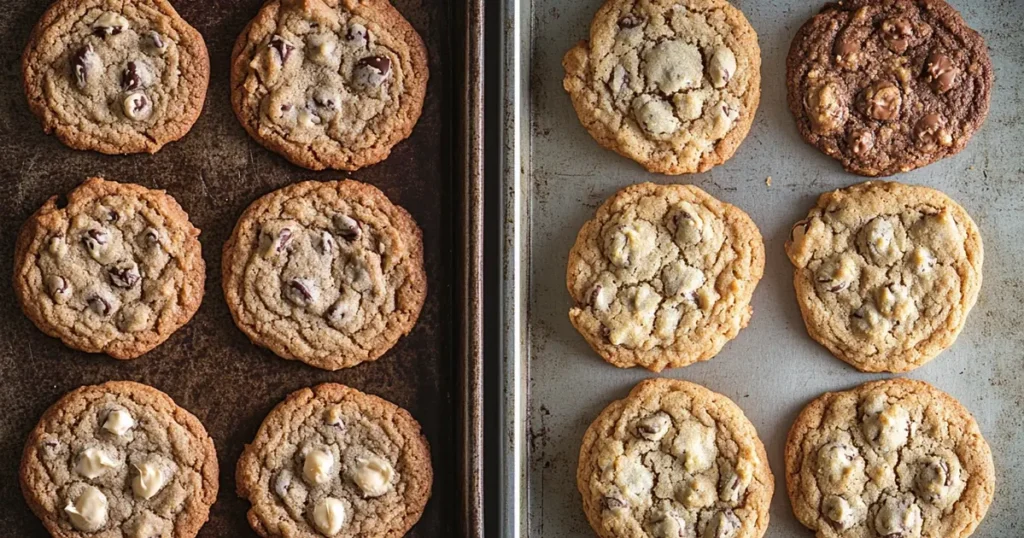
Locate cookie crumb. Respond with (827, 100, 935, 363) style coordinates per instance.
(766, 176, 772, 187)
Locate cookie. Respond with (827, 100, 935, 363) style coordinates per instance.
(567, 183, 764, 372)
(13, 177, 206, 360)
(236, 383, 432, 538)
(786, 0, 993, 176)
(22, 0, 210, 154)
(786, 181, 982, 372)
(222, 180, 426, 371)
(578, 378, 773, 538)
(230, 0, 429, 171)
(785, 378, 994, 538)
(20, 381, 219, 538)
(563, 0, 761, 175)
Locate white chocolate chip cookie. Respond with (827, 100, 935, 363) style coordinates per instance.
(786, 181, 983, 372)
(563, 0, 761, 174)
(578, 378, 774, 538)
(20, 381, 219, 538)
(567, 183, 765, 372)
(236, 383, 433, 538)
(786, 378, 994, 538)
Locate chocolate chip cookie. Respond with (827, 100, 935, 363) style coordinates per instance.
(231, 0, 429, 170)
(20, 381, 219, 538)
(786, 378, 994, 538)
(786, 181, 982, 372)
(222, 180, 426, 370)
(22, 0, 210, 154)
(563, 0, 761, 175)
(567, 183, 764, 372)
(786, 0, 993, 176)
(13, 177, 205, 360)
(237, 383, 432, 538)
(578, 378, 773, 538)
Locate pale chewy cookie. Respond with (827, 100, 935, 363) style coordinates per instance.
(578, 378, 773, 538)
(785, 378, 994, 538)
(786, 181, 982, 373)
(563, 0, 761, 175)
(20, 381, 219, 538)
(14, 177, 205, 360)
(22, 0, 210, 154)
(222, 180, 426, 370)
(787, 0, 993, 176)
(567, 183, 764, 372)
(231, 0, 429, 170)
(236, 383, 433, 538)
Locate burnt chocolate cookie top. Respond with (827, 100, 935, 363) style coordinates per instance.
(786, 0, 992, 177)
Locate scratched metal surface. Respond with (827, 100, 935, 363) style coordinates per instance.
(516, 0, 1024, 536)
(0, 0, 471, 536)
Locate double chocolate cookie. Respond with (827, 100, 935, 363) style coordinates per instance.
(231, 0, 429, 170)
(14, 178, 206, 360)
(22, 0, 210, 154)
(563, 0, 762, 174)
(20, 381, 219, 538)
(567, 183, 764, 372)
(578, 378, 774, 538)
(786, 181, 982, 372)
(786, 378, 994, 538)
(787, 0, 993, 176)
(222, 180, 426, 370)
(236, 383, 433, 538)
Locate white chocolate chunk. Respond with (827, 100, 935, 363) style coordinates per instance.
(352, 455, 394, 497)
(708, 47, 737, 88)
(671, 421, 717, 473)
(132, 461, 167, 499)
(65, 486, 108, 532)
(303, 449, 335, 485)
(862, 395, 910, 452)
(312, 497, 347, 535)
(103, 409, 135, 436)
(77, 448, 118, 479)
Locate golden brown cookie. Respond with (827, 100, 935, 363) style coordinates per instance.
(20, 381, 219, 538)
(236, 383, 433, 538)
(786, 181, 983, 372)
(230, 0, 429, 170)
(578, 378, 773, 538)
(222, 180, 426, 370)
(22, 0, 210, 154)
(785, 378, 995, 538)
(563, 0, 761, 174)
(567, 183, 765, 372)
(13, 177, 205, 360)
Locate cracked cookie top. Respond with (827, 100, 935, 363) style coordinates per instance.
(567, 183, 764, 372)
(230, 0, 428, 171)
(786, 0, 992, 176)
(22, 0, 209, 154)
(20, 381, 219, 538)
(13, 177, 205, 360)
(563, 0, 761, 175)
(236, 383, 432, 538)
(785, 378, 994, 538)
(222, 180, 426, 370)
(578, 378, 773, 538)
(785, 181, 982, 373)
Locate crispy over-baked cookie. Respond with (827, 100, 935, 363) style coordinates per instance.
(22, 0, 210, 154)
(785, 378, 994, 538)
(222, 180, 426, 370)
(786, 0, 992, 176)
(13, 177, 205, 360)
(578, 378, 773, 538)
(230, 0, 428, 171)
(567, 183, 764, 372)
(20, 381, 219, 538)
(236, 383, 433, 538)
(563, 0, 761, 175)
(785, 182, 982, 373)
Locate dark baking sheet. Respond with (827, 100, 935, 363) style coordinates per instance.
(0, 0, 484, 536)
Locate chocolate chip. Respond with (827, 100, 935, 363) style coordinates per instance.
(122, 61, 141, 91)
(881, 18, 914, 53)
(618, 15, 642, 28)
(45, 275, 70, 301)
(346, 23, 369, 47)
(87, 295, 112, 316)
(144, 227, 160, 245)
(122, 92, 152, 121)
(358, 56, 391, 77)
(109, 263, 140, 288)
(285, 279, 316, 305)
(588, 285, 602, 306)
(83, 228, 109, 250)
(269, 35, 294, 63)
(320, 231, 335, 256)
(145, 31, 166, 53)
(860, 81, 902, 121)
(107, 210, 119, 222)
(833, 36, 860, 66)
(71, 45, 96, 89)
(924, 52, 958, 93)
(849, 129, 874, 156)
(602, 495, 627, 510)
(334, 215, 361, 241)
(914, 113, 952, 150)
(93, 24, 124, 38)
(719, 472, 742, 502)
(276, 228, 293, 252)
